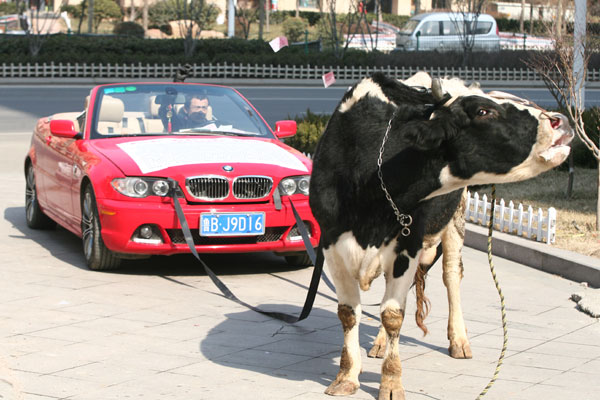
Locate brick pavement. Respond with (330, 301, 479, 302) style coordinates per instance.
(1, 133, 599, 399)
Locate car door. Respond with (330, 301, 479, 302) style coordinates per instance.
(38, 131, 77, 227)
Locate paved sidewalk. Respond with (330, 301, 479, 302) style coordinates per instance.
(1, 134, 599, 399)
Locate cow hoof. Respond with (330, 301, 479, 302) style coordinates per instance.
(378, 385, 406, 400)
(368, 343, 386, 358)
(449, 341, 473, 359)
(325, 379, 359, 396)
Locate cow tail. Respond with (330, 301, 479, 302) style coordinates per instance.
(414, 263, 431, 335)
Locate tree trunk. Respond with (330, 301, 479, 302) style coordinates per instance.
(529, 3, 534, 35)
(142, 0, 148, 31)
(266, 0, 270, 33)
(556, 0, 563, 39)
(519, 0, 525, 32)
(597, 158, 600, 231)
(258, 0, 264, 40)
(567, 152, 574, 198)
(87, 0, 94, 33)
(296, 0, 299, 18)
(130, 0, 137, 21)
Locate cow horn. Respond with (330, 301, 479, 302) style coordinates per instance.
(431, 78, 445, 101)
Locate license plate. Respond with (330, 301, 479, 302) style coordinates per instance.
(200, 212, 265, 237)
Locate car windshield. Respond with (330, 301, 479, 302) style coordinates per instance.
(90, 84, 274, 139)
(399, 19, 420, 35)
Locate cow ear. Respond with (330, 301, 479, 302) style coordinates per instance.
(403, 118, 456, 151)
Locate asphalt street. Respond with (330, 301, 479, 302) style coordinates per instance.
(1, 84, 600, 134)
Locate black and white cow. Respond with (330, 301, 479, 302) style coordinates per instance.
(309, 72, 573, 399)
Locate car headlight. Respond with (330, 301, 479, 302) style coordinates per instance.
(279, 176, 310, 196)
(111, 177, 171, 198)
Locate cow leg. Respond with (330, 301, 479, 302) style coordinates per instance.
(378, 252, 419, 400)
(442, 190, 472, 359)
(324, 250, 362, 396)
(368, 325, 386, 358)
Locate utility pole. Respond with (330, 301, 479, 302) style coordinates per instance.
(574, 0, 586, 108)
(228, 0, 235, 37)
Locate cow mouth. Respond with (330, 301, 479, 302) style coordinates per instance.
(539, 115, 574, 163)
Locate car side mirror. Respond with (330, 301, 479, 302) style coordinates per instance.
(275, 120, 297, 138)
(50, 119, 80, 139)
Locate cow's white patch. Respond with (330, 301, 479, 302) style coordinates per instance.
(381, 250, 420, 311)
(117, 137, 308, 174)
(326, 231, 403, 292)
(339, 78, 392, 113)
(400, 71, 432, 88)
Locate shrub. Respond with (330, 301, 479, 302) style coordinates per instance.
(382, 13, 409, 28)
(285, 109, 330, 154)
(114, 21, 145, 37)
(283, 17, 307, 43)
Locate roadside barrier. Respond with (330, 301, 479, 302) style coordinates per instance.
(2, 62, 600, 82)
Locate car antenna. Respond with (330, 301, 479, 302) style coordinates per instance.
(173, 64, 193, 82)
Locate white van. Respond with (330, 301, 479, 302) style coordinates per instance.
(396, 12, 500, 52)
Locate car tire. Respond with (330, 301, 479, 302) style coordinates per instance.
(284, 252, 312, 267)
(25, 164, 55, 229)
(81, 185, 121, 271)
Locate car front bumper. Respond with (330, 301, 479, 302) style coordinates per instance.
(95, 195, 320, 256)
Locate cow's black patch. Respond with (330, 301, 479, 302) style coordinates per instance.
(393, 254, 409, 278)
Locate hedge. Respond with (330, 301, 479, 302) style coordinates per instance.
(5, 33, 600, 69)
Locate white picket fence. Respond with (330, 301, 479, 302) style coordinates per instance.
(466, 191, 557, 244)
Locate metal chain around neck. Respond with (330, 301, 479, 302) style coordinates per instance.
(377, 111, 412, 237)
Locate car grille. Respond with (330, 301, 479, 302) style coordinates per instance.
(166, 227, 287, 245)
(186, 175, 273, 200)
(186, 176, 229, 200)
(233, 176, 273, 199)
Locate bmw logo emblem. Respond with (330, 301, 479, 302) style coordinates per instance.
(223, 165, 234, 172)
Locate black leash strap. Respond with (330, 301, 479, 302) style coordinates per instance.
(168, 180, 325, 323)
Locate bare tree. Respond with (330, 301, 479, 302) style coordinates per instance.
(174, 0, 218, 58)
(528, 35, 600, 230)
(519, 0, 525, 32)
(318, 0, 362, 59)
(235, 0, 257, 39)
(450, 0, 489, 66)
(16, 0, 65, 57)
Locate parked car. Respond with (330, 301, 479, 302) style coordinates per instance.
(395, 12, 500, 52)
(24, 82, 320, 270)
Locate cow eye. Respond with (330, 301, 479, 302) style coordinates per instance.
(476, 109, 488, 116)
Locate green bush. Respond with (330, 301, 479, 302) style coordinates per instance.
(285, 109, 330, 154)
(283, 17, 307, 43)
(0, 2, 24, 15)
(149, 0, 219, 29)
(114, 21, 145, 37)
(382, 13, 409, 28)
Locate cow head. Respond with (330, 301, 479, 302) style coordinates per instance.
(413, 77, 574, 199)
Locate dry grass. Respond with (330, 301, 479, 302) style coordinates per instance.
(480, 168, 600, 259)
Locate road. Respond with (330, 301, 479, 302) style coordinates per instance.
(1, 84, 600, 134)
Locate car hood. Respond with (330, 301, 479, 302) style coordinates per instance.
(90, 136, 311, 178)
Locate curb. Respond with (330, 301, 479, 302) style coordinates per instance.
(465, 224, 600, 288)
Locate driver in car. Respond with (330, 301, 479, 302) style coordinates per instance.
(159, 94, 213, 132)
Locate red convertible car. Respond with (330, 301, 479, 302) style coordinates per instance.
(25, 83, 320, 270)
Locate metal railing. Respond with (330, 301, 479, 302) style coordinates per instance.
(1, 62, 599, 82)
